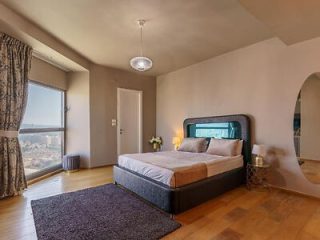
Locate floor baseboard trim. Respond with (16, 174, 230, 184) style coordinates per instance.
(271, 185, 320, 200)
(27, 169, 63, 185)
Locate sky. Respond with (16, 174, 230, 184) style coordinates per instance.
(22, 83, 63, 128)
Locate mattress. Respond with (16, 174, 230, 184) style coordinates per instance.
(117, 151, 243, 188)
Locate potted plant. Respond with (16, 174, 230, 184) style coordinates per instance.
(149, 136, 162, 151)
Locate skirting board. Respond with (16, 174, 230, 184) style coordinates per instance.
(270, 185, 320, 201)
(27, 169, 63, 185)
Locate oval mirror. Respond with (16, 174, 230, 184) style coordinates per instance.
(294, 73, 320, 183)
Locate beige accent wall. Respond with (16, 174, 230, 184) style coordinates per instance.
(157, 37, 320, 197)
(66, 72, 91, 168)
(300, 74, 320, 161)
(29, 56, 67, 90)
(90, 64, 156, 167)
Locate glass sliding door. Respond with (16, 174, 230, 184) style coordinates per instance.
(19, 82, 65, 180)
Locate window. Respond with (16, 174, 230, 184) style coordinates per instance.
(188, 122, 241, 139)
(19, 82, 65, 180)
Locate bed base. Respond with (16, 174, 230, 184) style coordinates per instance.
(113, 165, 245, 214)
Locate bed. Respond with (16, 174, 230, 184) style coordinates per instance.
(113, 114, 251, 214)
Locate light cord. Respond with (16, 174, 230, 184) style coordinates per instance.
(140, 24, 143, 57)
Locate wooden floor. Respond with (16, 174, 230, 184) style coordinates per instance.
(301, 159, 320, 184)
(1, 167, 320, 240)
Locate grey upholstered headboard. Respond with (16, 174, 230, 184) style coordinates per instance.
(183, 114, 251, 165)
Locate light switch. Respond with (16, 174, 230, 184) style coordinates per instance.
(111, 119, 117, 126)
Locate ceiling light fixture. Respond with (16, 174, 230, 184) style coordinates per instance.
(130, 20, 153, 72)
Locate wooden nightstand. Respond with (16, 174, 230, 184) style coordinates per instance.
(246, 163, 270, 190)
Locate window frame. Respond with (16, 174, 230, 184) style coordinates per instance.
(20, 80, 66, 181)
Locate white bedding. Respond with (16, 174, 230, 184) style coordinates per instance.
(118, 151, 243, 188)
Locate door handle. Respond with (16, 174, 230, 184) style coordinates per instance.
(120, 128, 124, 134)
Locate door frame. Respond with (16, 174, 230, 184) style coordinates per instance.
(117, 88, 143, 156)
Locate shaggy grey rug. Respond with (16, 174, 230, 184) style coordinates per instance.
(31, 184, 180, 240)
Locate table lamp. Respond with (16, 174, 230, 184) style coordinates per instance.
(252, 144, 266, 166)
(172, 137, 182, 150)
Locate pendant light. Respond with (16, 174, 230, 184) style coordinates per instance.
(130, 20, 153, 71)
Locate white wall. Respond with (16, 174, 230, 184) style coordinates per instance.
(157, 37, 320, 198)
(300, 74, 320, 161)
(66, 71, 90, 168)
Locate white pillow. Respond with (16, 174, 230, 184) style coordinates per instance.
(236, 140, 243, 156)
(206, 138, 239, 156)
(177, 138, 207, 153)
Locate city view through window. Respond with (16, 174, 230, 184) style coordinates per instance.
(19, 83, 65, 177)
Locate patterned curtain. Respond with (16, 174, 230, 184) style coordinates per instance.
(0, 33, 32, 199)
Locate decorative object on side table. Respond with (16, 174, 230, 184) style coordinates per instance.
(149, 136, 162, 151)
(252, 144, 266, 166)
(63, 155, 80, 173)
(246, 163, 270, 190)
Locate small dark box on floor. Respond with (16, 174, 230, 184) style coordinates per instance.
(63, 155, 80, 172)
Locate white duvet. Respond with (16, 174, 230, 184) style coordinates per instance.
(118, 151, 243, 188)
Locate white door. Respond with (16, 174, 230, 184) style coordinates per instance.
(117, 88, 143, 155)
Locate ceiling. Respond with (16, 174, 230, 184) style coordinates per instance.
(0, 0, 272, 76)
(239, 0, 320, 45)
(1, 0, 320, 76)
(0, 19, 87, 72)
